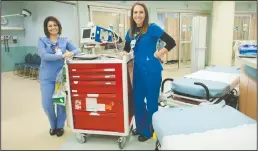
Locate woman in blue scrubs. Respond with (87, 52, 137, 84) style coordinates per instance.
(38, 16, 80, 137)
(122, 2, 176, 142)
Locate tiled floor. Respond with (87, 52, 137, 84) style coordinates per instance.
(1, 65, 190, 150)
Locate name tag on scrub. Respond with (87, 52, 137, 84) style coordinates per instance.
(130, 40, 136, 49)
(55, 48, 62, 55)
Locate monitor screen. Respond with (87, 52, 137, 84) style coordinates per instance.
(82, 29, 91, 38)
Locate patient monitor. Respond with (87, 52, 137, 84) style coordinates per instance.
(80, 25, 113, 44)
(80, 23, 123, 54)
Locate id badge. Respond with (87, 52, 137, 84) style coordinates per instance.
(55, 48, 62, 55)
(130, 40, 136, 49)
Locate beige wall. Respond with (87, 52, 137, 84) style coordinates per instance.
(210, 1, 235, 66)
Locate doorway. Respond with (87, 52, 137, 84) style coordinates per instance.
(232, 13, 257, 65)
(157, 12, 180, 69)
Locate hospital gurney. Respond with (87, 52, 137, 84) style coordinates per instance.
(159, 66, 240, 108)
(152, 104, 257, 150)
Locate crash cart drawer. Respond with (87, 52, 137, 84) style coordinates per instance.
(68, 64, 121, 74)
(73, 111, 124, 132)
(71, 93, 123, 113)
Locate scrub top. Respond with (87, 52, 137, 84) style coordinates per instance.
(125, 23, 164, 74)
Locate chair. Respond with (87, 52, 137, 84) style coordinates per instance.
(23, 54, 38, 78)
(14, 53, 33, 76)
(29, 55, 41, 80)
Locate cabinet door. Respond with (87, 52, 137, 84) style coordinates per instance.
(239, 66, 249, 113)
(245, 77, 257, 120)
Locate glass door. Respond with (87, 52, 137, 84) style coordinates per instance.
(90, 6, 129, 40)
(232, 14, 252, 65)
(233, 14, 251, 41)
(179, 13, 209, 69)
(249, 13, 257, 41)
(157, 12, 180, 69)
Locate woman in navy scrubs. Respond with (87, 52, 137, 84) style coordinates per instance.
(122, 2, 176, 142)
(38, 16, 80, 137)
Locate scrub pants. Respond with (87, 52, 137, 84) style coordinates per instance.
(133, 68, 162, 138)
(40, 81, 66, 129)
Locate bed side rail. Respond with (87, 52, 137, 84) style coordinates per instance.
(194, 82, 210, 101)
(161, 78, 174, 93)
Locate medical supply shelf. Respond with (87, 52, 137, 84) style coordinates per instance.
(65, 54, 134, 149)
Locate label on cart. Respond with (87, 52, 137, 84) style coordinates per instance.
(106, 82, 111, 85)
(86, 104, 98, 112)
(90, 112, 100, 116)
(86, 98, 106, 112)
(73, 81, 78, 84)
(87, 94, 99, 97)
(73, 94, 79, 97)
(73, 76, 80, 78)
(86, 98, 97, 105)
(104, 68, 115, 72)
(97, 104, 106, 111)
(86, 98, 98, 112)
(75, 100, 82, 110)
(105, 75, 115, 78)
(72, 69, 76, 71)
(86, 104, 106, 112)
(72, 90, 77, 93)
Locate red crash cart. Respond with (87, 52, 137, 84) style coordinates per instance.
(65, 54, 134, 149)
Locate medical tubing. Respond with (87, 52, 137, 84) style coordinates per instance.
(161, 78, 174, 93)
(193, 82, 210, 101)
(3, 38, 7, 52)
(7, 38, 9, 52)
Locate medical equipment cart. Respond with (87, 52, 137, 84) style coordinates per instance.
(65, 53, 134, 149)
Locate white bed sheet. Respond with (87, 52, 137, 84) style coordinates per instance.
(184, 70, 239, 90)
(161, 123, 257, 150)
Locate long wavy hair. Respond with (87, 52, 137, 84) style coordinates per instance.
(129, 2, 149, 37)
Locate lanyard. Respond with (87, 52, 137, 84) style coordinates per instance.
(134, 28, 142, 42)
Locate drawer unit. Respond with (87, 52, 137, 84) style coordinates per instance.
(67, 63, 125, 133)
(73, 111, 124, 132)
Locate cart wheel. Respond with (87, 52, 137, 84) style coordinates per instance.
(75, 133, 87, 144)
(118, 136, 127, 149)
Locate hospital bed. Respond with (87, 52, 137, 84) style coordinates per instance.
(233, 40, 257, 67)
(158, 66, 240, 108)
(152, 104, 257, 150)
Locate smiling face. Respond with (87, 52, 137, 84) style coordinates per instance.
(47, 21, 59, 36)
(133, 4, 145, 27)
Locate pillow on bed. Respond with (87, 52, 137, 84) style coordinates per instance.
(161, 123, 257, 150)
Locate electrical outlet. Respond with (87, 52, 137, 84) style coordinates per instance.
(13, 36, 18, 43)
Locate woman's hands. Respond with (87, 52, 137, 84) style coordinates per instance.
(154, 48, 168, 59)
(62, 51, 74, 59)
(154, 51, 161, 59)
(119, 50, 129, 59)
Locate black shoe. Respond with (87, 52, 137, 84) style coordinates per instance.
(56, 128, 64, 137)
(138, 135, 150, 142)
(49, 129, 56, 136)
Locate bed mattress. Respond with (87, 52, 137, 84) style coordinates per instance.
(152, 104, 256, 145)
(171, 66, 240, 98)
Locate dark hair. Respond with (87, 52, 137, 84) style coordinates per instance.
(129, 2, 149, 37)
(43, 16, 62, 37)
